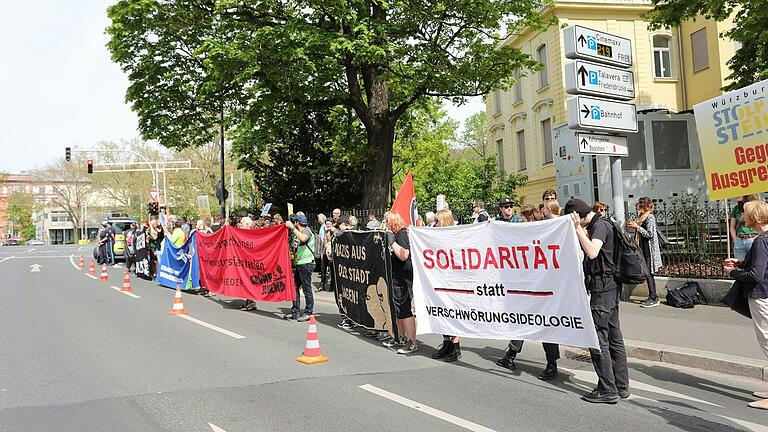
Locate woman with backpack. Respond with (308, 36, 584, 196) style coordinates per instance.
(724, 200, 768, 410)
(627, 197, 662, 308)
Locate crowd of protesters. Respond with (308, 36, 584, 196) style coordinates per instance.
(107, 189, 768, 409)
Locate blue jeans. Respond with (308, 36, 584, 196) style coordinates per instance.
(734, 237, 755, 262)
(291, 262, 315, 317)
(106, 240, 115, 264)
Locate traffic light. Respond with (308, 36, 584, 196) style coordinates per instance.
(65, 147, 71, 162)
(86, 159, 93, 174)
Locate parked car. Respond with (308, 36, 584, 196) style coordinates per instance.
(92, 216, 137, 262)
(25, 239, 44, 246)
(4, 239, 20, 246)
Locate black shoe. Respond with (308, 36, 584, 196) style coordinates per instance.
(283, 313, 298, 321)
(618, 389, 630, 399)
(444, 343, 461, 362)
(496, 356, 516, 370)
(364, 330, 379, 338)
(537, 363, 558, 381)
(431, 341, 454, 359)
(581, 390, 619, 404)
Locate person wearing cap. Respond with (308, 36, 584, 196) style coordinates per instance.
(496, 198, 522, 223)
(565, 198, 629, 404)
(285, 213, 316, 322)
(471, 199, 490, 223)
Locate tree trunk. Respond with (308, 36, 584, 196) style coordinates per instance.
(361, 120, 395, 209)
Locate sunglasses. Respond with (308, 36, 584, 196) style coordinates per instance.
(544, 197, 557, 201)
(501, 205, 513, 209)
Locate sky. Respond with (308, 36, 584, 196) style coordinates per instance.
(0, 1, 484, 173)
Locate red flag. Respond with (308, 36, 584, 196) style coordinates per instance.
(390, 171, 420, 226)
(196, 225, 296, 302)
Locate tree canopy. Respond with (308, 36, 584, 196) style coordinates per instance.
(107, 0, 554, 208)
(645, 0, 767, 90)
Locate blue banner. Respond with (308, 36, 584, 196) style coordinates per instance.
(157, 232, 200, 290)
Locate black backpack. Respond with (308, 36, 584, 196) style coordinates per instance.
(666, 281, 708, 309)
(610, 220, 650, 285)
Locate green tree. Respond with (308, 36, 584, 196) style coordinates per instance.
(6, 192, 36, 241)
(106, 0, 554, 208)
(645, 0, 765, 90)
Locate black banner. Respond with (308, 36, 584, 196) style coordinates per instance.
(134, 231, 152, 280)
(333, 230, 397, 339)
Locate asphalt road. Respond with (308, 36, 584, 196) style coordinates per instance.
(0, 245, 766, 432)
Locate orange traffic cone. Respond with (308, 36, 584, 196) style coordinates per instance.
(78, 255, 84, 269)
(297, 315, 328, 364)
(99, 264, 109, 281)
(88, 260, 95, 275)
(169, 285, 187, 315)
(121, 270, 133, 292)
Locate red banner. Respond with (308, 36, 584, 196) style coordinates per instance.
(196, 225, 296, 302)
(390, 171, 420, 226)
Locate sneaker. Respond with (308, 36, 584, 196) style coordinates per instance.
(376, 331, 392, 341)
(431, 341, 454, 359)
(618, 389, 630, 399)
(338, 318, 354, 329)
(364, 330, 379, 338)
(283, 313, 298, 321)
(443, 343, 461, 362)
(537, 363, 558, 381)
(581, 390, 619, 404)
(297, 314, 311, 322)
(496, 356, 516, 370)
(640, 298, 660, 308)
(397, 340, 419, 354)
(383, 337, 406, 348)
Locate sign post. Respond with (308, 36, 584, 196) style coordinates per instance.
(564, 24, 637, 225)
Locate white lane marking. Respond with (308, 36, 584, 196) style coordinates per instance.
(359, 384, 497, 432)
(78, 246, 83, 251)
(69, 255, 81, 270)
(209, 423, 228, 432)
(11, 255, 78, 259)
(86, 274, 97, 280)
(112, 264, 122, 268)
(561, 367, 721, 407)
(176, 315, 246, 339)
(27, 248, 36, 253)
(110, 286, 141, 299)
(717, 415, 768, 432)
(29, 264, 42, 272)
(0, 256, 14, 265)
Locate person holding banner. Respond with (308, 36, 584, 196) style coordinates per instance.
(495, 205, 561, 380)
(285, 214, 315, 322)
(723, 200, 768, 410)
(384, 212, 419, 354)
(566, 198, 629, 404)
(431, 209, 463, 362)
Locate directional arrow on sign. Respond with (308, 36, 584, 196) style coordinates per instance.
(29, 264, 42, 273)
(578, 34, 586, 47)
(581, 105, 590, 118)
(581, 138, 589, 150)
(577, 65, 588, 86)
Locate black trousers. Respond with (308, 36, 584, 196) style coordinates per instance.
(320, 255, 331, 290)
(507, 340, 560, 364)
(644, 253, 657, 300)
(588, 283, 629, 395)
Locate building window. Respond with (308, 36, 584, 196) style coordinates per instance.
(493, 90, 502, 115)
(516, 129, 527, 170)
(691, 28, 709, 72)
(496, 138, 505, 172)
(537, 44, 549, 89)
(624, 121, 647, 170)
(653, 120, 690, 169)
(513, 69, 523, 103)
(541, 118, 553, 164)
(653, 35, 673, 78)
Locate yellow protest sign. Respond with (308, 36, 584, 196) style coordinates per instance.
(694, 78, 768, 200)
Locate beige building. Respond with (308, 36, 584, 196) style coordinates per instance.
(487, 0, 736, 205)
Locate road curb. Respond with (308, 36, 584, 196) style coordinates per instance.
(566, 339, 768, 381)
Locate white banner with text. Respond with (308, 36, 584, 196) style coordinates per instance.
(410, 218, 599, 349)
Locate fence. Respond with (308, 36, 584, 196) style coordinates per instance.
(304, 198, 733, 280)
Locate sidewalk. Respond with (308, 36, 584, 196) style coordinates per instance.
(310, 274, 768, 380)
